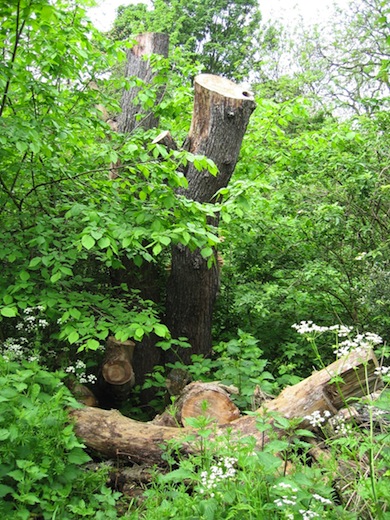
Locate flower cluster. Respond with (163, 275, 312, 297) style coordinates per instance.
(292, 321, 353, 337)
(199, 457, 237, 497)
(66, 360, 97, 385)
(334, 332, 383, 358)
(15, 306, 48, 333)
(374, 365, 389, 377)
(273, 482, 298, 507)
(304, 410, 331, 428)
(1, 337, 28, 361)
(331, 416, 352, 436)
(299, 510, 319, 519)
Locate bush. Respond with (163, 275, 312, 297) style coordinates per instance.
(0, 356, 120, 519)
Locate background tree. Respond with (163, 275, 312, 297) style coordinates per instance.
(110, 0, 269, 80)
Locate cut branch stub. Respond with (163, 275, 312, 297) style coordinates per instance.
(119, 33, 169, 134)
(97, 336, 136, 405)
(153, 381, 240, 427)
(183, 74, 256, 203)
(102, 336, 136, 385)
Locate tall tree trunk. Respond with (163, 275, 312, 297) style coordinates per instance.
(111, 33, 169, 401)
(119, 32, 169, 134)
(165, 75, 256, 363)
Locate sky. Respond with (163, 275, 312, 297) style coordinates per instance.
(88, 0, 347, 32)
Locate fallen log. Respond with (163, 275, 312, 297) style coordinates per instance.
(153, 381, 240, 427)
(72, 348, 381, 464)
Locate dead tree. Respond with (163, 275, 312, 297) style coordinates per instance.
(164, 75, 256, 363)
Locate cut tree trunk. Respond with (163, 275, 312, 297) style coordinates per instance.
(108, 34, 170, 395)
(119, 32, 169, 134)
(72, 348, 381, 464)
(96, 336, 135, 406)
(153, 381, 240, 427)
(165, 75, 256, 363)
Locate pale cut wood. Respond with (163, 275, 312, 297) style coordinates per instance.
(97, 337, 136, 404)
(153, 381, 240, 427)
(72, 348, 381, 463)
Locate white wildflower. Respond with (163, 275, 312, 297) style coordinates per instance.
(299, 510, 319, 519)
(374, 366, 390, 376)
(305, 410, 331, 428)
(312, 493, 332, 505)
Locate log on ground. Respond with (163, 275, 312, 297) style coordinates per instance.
(72, 348, 381, 463)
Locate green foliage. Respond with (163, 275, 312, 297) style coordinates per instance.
(110, 0, 269, 80)
(124, 327, 389, 520)
(0, 0, 222, 354)
(0, 355, 120, 519)
(214, 95, 390, 374)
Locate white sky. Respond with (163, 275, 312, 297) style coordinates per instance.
(88, 0, 347, 32)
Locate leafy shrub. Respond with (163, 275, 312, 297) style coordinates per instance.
(0, 356, 120, 519)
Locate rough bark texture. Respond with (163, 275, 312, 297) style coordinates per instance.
(165, 75, 256, 363)
(119, 33, 169, 134)
(110, 34, 170, 398)
(72, 348, 381, 463)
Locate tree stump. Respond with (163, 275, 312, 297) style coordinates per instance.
(165, 74, 256, 363)
(119, 32, 169, 134)
(97, 336, 136, 406)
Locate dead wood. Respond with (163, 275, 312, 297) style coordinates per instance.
(153, 381, 240, 427)
(72, 348, 381, 464)
(97, 336, 135, 405)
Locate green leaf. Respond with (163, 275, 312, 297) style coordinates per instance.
(200, 247, 213, 258)
(50, 272, 62, 283)
(19, 270, 30, 281)
(153, 243, 162, 256)
(134, 327, 144, 340)
(98, 236, 110, 248)
(85, 339, 100, 350)
(0, 484, 14, 498)
(0, 429, 10, 441)
(3, 295, 13, 305)
(159, 235, 171, 246)
(154, 323, 169, 337)
(29, 257, 42, 268)
(68, 331, 80, 344)
(1, 306, 18, 318)
(81, 235, 96, 250)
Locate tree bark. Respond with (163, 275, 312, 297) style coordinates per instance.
(109, 34, 170, 399)
(72, 348, 381, 464)
(165, 75, 256, 363)
(119, 33, 169, 134)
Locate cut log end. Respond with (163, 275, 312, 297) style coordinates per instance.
(181, 388, 241, 425)
(102, 362, 134, 385)
(195, 74, 255, 102)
